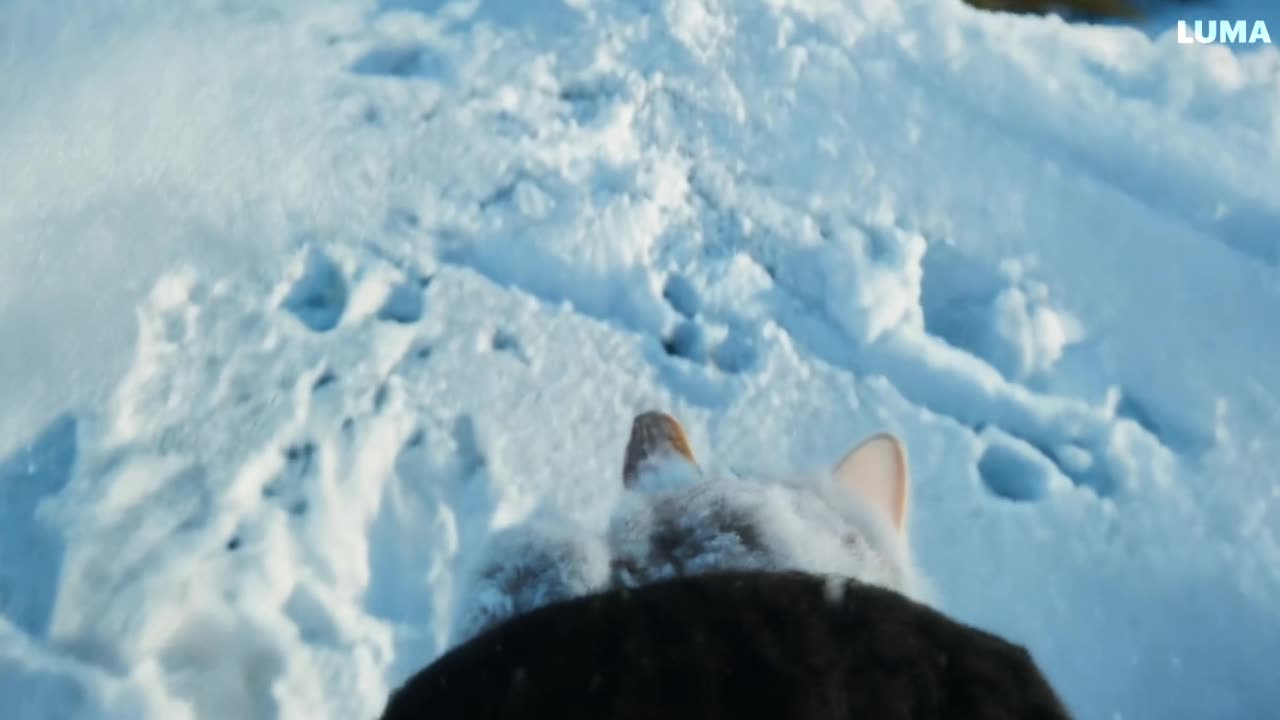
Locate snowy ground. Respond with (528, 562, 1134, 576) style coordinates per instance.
(2, 0, 1278, 718)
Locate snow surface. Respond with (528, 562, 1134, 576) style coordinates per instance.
(2, 0, 1279, 718)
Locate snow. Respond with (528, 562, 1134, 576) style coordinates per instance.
(2, 0, 1278, 718)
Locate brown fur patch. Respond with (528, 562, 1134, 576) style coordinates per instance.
(622, 411, 699, 487)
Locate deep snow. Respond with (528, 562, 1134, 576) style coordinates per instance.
(2, 0, 1278, 718)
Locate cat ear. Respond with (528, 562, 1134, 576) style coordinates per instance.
(832, 433, 910, 533)
(623, 411, 700, 488)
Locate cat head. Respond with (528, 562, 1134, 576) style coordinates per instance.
(622, 410, 911, 538)
(453, 411, 922, 646)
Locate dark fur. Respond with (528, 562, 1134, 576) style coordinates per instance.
(380, 570, 1071, 720)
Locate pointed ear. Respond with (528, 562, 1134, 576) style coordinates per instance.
(623, 411, 699, 488)
(832, 433, 910, 533)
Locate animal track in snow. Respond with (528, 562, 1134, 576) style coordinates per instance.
(349, 45, 450, 80)
(662, 318, 758, 376)
(662, 321, 707, 363)
(377, 280, 425, 324)
(312, 370, 339, 392)
(282, 242, 434, 333)
(489, 329, 529, 364)
(282, 249, 349, 333)
(662, 273, 701, 319)
(710, 326, 759, 375)
(261, 441, 318, 518)
(0, 414, 77, 637)
(977, 429, 1059, 502)
(558, 78, 624, 128)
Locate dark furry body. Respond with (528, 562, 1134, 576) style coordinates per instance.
(380, 571, 1071, 720)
